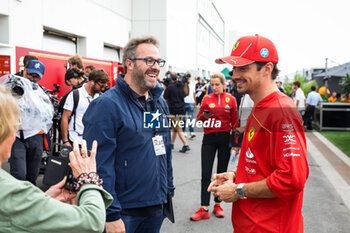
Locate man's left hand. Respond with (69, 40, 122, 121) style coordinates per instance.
(210, 181, 238, 203)
(45, 176, 77, 202)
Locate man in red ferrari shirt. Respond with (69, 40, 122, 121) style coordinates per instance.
(208, 34, 309, 233)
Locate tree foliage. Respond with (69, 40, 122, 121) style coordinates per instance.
(339, 73, 350, 94)
(283, 74, 318, 97)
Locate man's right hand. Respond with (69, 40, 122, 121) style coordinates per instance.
(207, 171, 236, 192)
(106, 219, 125, 233)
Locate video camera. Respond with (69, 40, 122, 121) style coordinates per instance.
(177, 73, 190, 84)
(7, 74, 26, 96)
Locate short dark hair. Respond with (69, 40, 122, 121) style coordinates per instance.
(88, 68, 110, 83)
(170, 72, 177, 81)
(65, 68, 85, 85)
(85, 65, 95, 70)
(311, 86, 316, 91)
(293, 81, 301, 88)
(23, 55, 38, 67)
(255, 62, 280, 80)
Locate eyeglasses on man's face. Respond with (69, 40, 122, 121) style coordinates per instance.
(129, 57, 166, 67)
(96, 82, 108, 90)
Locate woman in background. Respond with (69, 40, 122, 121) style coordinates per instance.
(190, 73, 238, 221)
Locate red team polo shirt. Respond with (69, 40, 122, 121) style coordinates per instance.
(232, 91, 309, 233)
(197, 92, 238, 134)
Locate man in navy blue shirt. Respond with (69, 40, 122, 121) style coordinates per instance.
(83, 35, 174, 233)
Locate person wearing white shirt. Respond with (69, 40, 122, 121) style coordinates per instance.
(183, 73, 196, 139)
(293, 81, 305, 116)
(61, 69, 109, 146)
(304, 86, 323, 130)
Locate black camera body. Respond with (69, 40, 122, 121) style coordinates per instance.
(7, 74, 25, 96)
(177, 73, 190, 84)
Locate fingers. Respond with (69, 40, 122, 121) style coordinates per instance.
(90, 140, 97, 161)
(207, 181, 217, 192)
(56, 176, 67, 188)
(81, 140, 88, 158)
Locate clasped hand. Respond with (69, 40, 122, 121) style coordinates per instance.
(207, 171, 239, 203)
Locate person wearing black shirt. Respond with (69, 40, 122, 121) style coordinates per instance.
(163, 72, 190, 153)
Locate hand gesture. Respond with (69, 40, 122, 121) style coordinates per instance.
(68, 140, 97, 178)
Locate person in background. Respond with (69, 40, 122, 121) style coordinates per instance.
(164, 72, 191, 153)
(14, 55, 38, 77)
(341, 93, 350, 103)
(304, 86, 323, 130)
(85, 65, 96, 75)
(190, 72, 238, 221)
(68, 54, 84, 71)
(209, 34, 309, 233)
(0, 86, 113, 233)
(9, 60, 54, 185)
(276, 80, 285, 93)
(61, 69, 109, 146)
(293, 81, 306, 116)
(328, 91, 337, 103)
(64, 68, 87, 89)
(183, 72, 197, 139)
(83, 35, 174, 233)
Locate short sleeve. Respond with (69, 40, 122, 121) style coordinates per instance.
(63, 91, 74, 111)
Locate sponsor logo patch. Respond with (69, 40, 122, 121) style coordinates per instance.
(245, 147, 254, 159)
(209, 103, 216, 108)
(283, 153, 300, 157)
(245, 166, 256, 175)
(225, 97, 230, 103)
(283, 135, 296, 145)
(282, 123, 294, 132)
(260, 48, 269, 58)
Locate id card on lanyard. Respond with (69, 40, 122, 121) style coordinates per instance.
(152, 135, 166, 156)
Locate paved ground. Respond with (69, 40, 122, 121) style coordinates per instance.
(2, 131, 350, 233)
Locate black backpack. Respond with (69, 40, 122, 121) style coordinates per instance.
(57, 89, 80, 135)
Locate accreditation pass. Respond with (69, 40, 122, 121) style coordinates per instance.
(152, 135, 166, 156)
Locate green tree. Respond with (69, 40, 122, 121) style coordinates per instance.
(283, 74, 318, 97)
(339, 73, 350, 94)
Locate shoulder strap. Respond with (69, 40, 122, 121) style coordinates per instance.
(72, 89, 80, 131)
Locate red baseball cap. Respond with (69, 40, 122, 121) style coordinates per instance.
(215, 34, 278, 67)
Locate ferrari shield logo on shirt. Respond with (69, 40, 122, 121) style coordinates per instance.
(248, 127, 255, 141)
(225, 97, 230, 103)
(209, 103, 216, 108)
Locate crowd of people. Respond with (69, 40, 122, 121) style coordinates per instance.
(0, 33, 330, 233)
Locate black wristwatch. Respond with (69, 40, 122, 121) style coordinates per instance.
(235, 183, 247, 199)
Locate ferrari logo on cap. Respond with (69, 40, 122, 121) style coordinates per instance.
(225, 97, 230, 103)
(248, 127, 255, 142)
(232, 41, 240, 52)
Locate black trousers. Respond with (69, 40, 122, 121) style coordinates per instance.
(304, 105, 315, 130)
(10, 134, 43, 185)
(201, 132, 231, 206)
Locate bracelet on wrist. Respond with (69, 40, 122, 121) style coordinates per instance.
(72, 172, 103, 192)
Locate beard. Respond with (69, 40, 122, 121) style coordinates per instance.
(132, 66, 158, 93)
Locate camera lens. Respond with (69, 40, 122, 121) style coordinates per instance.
(60, 148, 70, 158)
